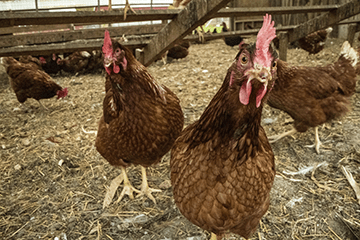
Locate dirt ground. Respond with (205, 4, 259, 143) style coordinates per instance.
(0, 36, 360, 240)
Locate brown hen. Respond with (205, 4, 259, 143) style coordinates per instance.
(3, 57, 68, 109)
(58, 51, 91, 74)
(18, 55, 42, 70)
(170, 14, 277, 240)
(96, 30, 184, 206)
(297, 27, 333, 55)
(267, 41, 358, 154)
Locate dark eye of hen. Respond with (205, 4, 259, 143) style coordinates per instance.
(115, 48, 121, 54)
(241, 56, 248, 64)
(272, 61, 277, 68)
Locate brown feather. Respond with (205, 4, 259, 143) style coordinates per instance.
(268, 53, 356, 133)
(96, 39, 184, 168)
(170, 43, 276, 239)
(3, 57, 64, 104)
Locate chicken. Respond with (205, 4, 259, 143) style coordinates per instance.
(3, 57, 68, 109)
(39, 54, 62, 74)
(96, 30, 184, 206)
(297, 27, 333, 55)
(85, 50, 103, 73)
(170, 14, 277, 240)
(267, 41, 358, 154)
(160, 41, 190, 64)
(221, 22, 243, 47)
(18, 55, 42, 70)
(167, 41, 190, 60)
(58, 51, 91, 74)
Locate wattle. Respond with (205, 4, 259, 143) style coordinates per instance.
(239, 80, 252, 105)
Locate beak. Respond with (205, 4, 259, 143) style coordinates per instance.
(104, 57, 113, 67)
(240, 63, 272, 108)
(246, 63, 272, 84)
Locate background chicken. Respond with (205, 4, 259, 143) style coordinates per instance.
(296, 27, 333, 54)
(39, 53, 62, 74)
(221, 22, 243, 47)
(267, 41, 358, 154)
(58, 51, 91, 74)
(85, 50, 103, 73)
(2, 57, 68, 109)
(171, 14, 277, 240)
(167, 41, 190, 60)
(18, 55, 42, 70)
(96, 30, 184, 206)
(160, 40, 190, 64)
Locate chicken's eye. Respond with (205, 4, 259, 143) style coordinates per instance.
(241, 56, 248, 64)
(272, 61, 277, 68)
(115, 49, 121, 54)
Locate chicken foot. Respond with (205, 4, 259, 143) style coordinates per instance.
(114, 166, 141, 203)
(305, 126, 322, 154)
(123, 0, 136, 20)
(210, 232, 231, 240)
(37, 100, 48, 110)
(136, 166, 162, 204)
(268, 127, 297, 143)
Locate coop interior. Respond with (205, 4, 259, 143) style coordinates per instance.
(0, 0, 360, 239)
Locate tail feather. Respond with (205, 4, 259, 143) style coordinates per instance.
(340, 41, 358, 67)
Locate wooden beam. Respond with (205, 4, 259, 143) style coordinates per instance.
(142, 0, 233, 66)
(0, 25, 296, 58)
(0, 9, 180, 28)
(0, 24, 166, 48)
(347, 24, 357, 46)
(278, 32, 288, 61)
(337, 19, 360, 25)
(0, 5, 341, 28)
(214, 5, 339, 18)
(288, 0, 360, 43)
(0, 38, 150, 57)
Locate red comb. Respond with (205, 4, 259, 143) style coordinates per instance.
(102, 30, 112, 55)
(254, 14, 276, 68)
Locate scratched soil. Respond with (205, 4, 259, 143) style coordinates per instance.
(0, 37, 359, 240)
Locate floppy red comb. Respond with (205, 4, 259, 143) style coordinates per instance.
(102, 30, 112, 55)
(254, 14, 276, 68)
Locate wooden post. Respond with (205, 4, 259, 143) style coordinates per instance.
(35, 0, 39, 12)
(142, 0, 232, 66)
(97, 0, 100, 11)
(230, 0, 235, 30)
(347, 24, 357, 46)
(278, 32, 288, 61)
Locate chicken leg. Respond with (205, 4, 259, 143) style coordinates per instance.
(210, 233, 217, 240)
(37, 100, 48, 110)
(136, 166, 162, 204)
(114, 166, 141, 203)
(305, 126, 322, 154)
(123, 0, 136, 20)
(210, 232, 231, 240)
(268, 127, 297, 143)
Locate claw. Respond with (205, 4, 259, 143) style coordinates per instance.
(123, 0, 136, 20)
(268, 127, 297, 143)
(137, 166, 162, 204)
(305, 127, 322, 154)
(114, 166, 141, 203)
